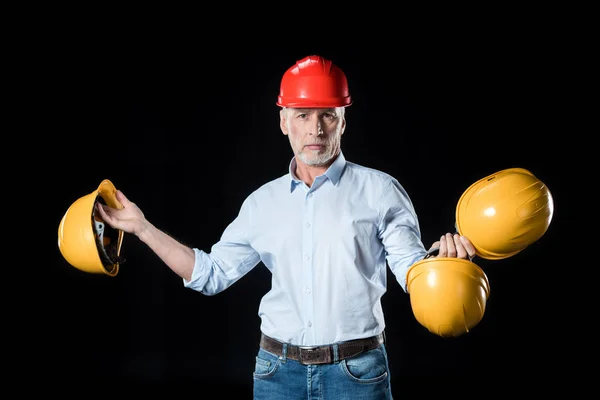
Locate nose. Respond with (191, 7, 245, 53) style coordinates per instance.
(310, 122, 323, 136)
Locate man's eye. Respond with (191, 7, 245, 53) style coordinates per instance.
(297, 114, 307, 119)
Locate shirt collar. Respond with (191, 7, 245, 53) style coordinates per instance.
(288, 152, 347, 192)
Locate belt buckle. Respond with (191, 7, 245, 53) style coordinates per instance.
(298, 345, 330, 365)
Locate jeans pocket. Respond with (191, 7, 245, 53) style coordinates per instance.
(341, 346, 388, 383)
(253, 349, 280, 378)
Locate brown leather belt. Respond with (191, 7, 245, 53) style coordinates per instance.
(260, 333, 384, 365)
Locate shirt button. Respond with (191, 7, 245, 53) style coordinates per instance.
(307, 321, 312, 327)
(305, 288, 311, 294)
(305, 254, 310, 261)
(305, 222, 311, 228)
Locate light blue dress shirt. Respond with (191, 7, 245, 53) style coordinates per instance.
(184, 152, 427, 346)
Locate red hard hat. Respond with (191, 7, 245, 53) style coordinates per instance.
(276, 55, 352, 108)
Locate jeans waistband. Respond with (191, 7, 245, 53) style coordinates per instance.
(259, 333, 384, 365)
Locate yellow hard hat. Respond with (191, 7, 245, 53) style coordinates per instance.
(58, 179, 125, 276)
(406, 257, 491, 338)
(456, 167, 554, 260)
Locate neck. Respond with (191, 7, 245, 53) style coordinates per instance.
(294, 154, 337, 187)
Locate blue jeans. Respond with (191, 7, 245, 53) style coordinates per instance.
(253, 343, 393, 399)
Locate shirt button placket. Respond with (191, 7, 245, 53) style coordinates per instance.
(303, 189, 315, 341)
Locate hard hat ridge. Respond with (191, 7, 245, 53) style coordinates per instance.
(276, 55, 352, 108)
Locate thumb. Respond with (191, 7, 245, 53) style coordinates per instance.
(115, 190, 130, 207)
(428, 241, 440, 252)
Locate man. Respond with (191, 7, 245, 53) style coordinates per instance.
(96, 55, 476, 399)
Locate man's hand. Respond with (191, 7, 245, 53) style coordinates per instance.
(428, 233, 477, 260)
(95, 190, 149, 237)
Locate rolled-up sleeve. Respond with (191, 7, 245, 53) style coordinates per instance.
(183, 196, 261, 295)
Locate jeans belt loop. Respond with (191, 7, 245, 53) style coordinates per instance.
(332, 343, 339, 363)
(281, 343, 288, 363)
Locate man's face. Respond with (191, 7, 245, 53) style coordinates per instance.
(280, 108, 345, 167)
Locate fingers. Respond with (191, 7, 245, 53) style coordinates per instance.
(95, 199, 119, 221)
(459, 235, 477, 260)
(438, 234, 451, 256)
(116, 190, 129, 207)
(439, 233, 457, 257)
(95, 201, 110, 221)
(436, 233, 476, 260)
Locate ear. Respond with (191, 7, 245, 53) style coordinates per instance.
(279, 109, 289, 136)
(340, 116, 346, 135)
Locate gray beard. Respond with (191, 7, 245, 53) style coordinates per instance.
(298, 151, 331, 167)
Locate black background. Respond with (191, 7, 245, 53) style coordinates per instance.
(19, 18, 580, 397)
